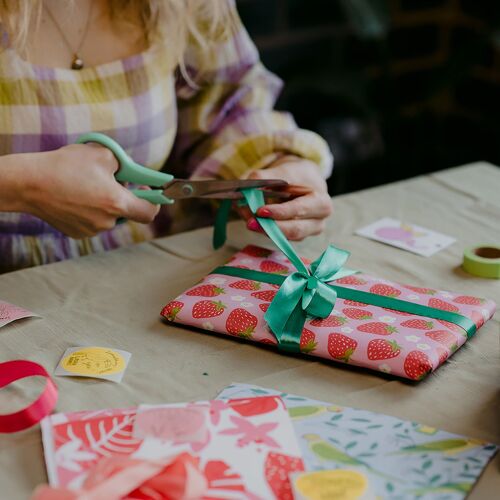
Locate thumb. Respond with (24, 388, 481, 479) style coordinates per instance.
(119, 186, 160, 223)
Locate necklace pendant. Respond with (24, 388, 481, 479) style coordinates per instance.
(71, 54, 84, 70)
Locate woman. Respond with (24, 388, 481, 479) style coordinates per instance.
(0, 0, 333, 273)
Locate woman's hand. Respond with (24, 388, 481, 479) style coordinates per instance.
(16, 144, 159, 238)
(242, 156, 333, 241)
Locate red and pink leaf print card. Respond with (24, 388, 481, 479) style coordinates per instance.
(0, 299, 37, 328)
(162, 245, 496, 381)
(41, 396, 304, 499)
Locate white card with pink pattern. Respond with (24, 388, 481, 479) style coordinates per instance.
(355, 217, 456, 256)
(41, 396, 304, 499)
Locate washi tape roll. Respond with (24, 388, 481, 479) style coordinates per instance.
(463, 245, 500, 279)
(0, 360, 58, 433)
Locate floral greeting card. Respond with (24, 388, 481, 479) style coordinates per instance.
(41, 396, 303, 499)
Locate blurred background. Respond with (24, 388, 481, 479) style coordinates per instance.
(236, 0, 500, 195)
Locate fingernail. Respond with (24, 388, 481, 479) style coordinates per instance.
(257, 207, 272, 218)
(247, 218, 261, 231)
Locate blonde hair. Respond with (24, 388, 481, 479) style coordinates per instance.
(0, 0, 236, 70)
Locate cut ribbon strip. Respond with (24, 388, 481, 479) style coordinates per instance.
(212, 188, 477, 352)
(0, 360, 58, 433)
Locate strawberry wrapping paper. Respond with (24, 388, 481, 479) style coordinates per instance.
(40, 396, 304, 499)
(162, 245, 496, 381)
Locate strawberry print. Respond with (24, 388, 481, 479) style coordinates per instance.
(334, 275, 367, 285)
(437, 319, 464, 333)
(226, 309, 258, 338)
(428, 298, 459, 312)
(265, 451, 304, 500)
(357, 322, 397, 335)
(436, 346, 449, 364)
(260, 337, 276, 345)
(404, 350, 432, 380)
(367, 339, 401, 360)
(251, 290, 277, 302)
(187, 284, 224, 297)
(192, 300, 226, 319)
(161, 301, 184, 321)
(242, 245, 272, 258)
(453, 295, 485, 306)
(310, 316, 347, 327)
(403, 285, 436, 295)
(327, 334, 357, 362)
(400, 319, 434, 330)
(343, 300, 368, 307)
(370, 284, 402, 297)
(300, 328, 318, 353)
(342, 308, 373, 320)
(229, 280, 261, 291)
(425, 330, 458, 351)
(471, 311, 485, 329)
(260, 260, 289, 274)
(259, 303, 270, 313)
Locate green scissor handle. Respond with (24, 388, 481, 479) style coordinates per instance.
(76, 132, 175, 205)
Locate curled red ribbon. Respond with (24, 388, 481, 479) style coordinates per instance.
(0, 360, 58, 433)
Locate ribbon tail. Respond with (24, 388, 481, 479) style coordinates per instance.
(271, 304, 308, 353)
(213, 199, 232, 249)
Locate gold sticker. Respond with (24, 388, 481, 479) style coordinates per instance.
(294, 469, 370, 500)
(61, 347, 126, 376)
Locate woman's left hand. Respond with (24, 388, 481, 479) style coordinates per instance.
(241, 156, 333, 241)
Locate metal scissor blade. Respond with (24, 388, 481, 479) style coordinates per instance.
(161, 179, 289, 200)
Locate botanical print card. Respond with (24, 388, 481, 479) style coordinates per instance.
(0, 299, 38, 328)
(355, 217, 456, 257)
(217, 384, 498, 500)
(41, 396, 304, 499)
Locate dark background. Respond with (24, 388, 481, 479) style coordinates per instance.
(236, 0, 500, 195)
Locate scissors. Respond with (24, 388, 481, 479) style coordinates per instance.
(76, 132, 291, 205)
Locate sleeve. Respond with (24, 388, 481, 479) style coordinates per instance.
(168, 0, 333, 181)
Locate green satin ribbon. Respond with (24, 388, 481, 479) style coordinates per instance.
(213, 266, 477, 343)
(212, 189, 477, 351)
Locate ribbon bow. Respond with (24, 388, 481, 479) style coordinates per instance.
(212, 188, 478, 352)
(265, 245, 352, 352)
(217, 188, 356, 352)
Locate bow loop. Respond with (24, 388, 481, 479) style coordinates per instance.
(264, 245, 355, 351)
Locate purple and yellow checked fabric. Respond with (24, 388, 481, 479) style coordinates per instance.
(0, 3, 332, 273)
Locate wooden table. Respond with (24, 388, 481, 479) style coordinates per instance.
(1, 162, 498, 498)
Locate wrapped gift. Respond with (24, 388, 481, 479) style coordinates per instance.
(162, 243, 496, 381)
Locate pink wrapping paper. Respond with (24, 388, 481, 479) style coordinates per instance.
(162, 245, 496, 381)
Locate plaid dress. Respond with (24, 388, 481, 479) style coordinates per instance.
(0, 4, 332, 273)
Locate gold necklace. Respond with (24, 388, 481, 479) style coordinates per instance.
(45, 1, 94, 70)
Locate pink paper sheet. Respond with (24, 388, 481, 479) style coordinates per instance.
(0, 299, 37, 328)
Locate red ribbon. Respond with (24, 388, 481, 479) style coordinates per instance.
(0, 360, 58, 433)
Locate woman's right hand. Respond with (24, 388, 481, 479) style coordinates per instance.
(17, 143, 159, 238)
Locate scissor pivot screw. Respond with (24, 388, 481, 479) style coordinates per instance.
(181, 184, 194, 196)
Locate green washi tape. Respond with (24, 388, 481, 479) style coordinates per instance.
(463, 245, 500, 279)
